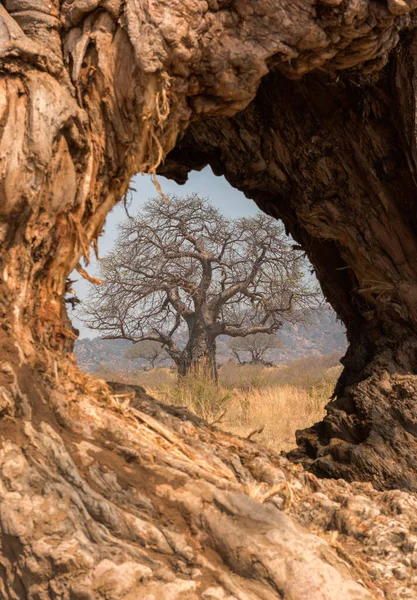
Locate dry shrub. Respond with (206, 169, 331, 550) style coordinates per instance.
(278, 352, 342, 389)
(219, 363, 275, 391)
(222, 381, 335, 452)
(158, 374, 230, 422)
(217, 353, 341, 451)
(94, 353, 342, 453)
(219, 351, 341, 391)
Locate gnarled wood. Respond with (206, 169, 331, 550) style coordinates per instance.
(2, 1, 417, 597)
(161, 32, 417, 491)
(1, 334, 415, 599)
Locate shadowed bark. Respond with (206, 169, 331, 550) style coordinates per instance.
(2, 0, 417, 597)
(161, 32, 417, 491)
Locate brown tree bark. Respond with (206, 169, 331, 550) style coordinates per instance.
(2, 0, 417, 597)
(179, 320, 218, 382)
(162, 32, 417, 492)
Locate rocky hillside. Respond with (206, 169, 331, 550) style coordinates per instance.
(75, 306, 347, 372)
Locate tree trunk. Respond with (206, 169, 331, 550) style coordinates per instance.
(161, 32, 417, 492)
(3, 1, 417, 597)
(180, 321, 218, 382)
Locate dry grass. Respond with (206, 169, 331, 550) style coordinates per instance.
(94, 365, 175, 389)
(222, 381, 335, 452)
(94, 353, 342, 453)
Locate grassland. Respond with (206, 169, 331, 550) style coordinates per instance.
(95, 352, 342, 453)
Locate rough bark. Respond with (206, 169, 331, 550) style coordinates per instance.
(2, 0, 417, 597)
(161, 32, 417, 492)
(2, 336, 417, 599)
(3, 0, 417, 358)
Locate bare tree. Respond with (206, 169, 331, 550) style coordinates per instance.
(125, 340, 168, 370)
(83, 195, 318, 381)
(229, 333, 283, 365)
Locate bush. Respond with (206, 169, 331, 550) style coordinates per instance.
(92, 352, 342, 452)
(164, 374, 230, 422)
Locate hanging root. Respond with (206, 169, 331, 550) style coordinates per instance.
(91, 227, 104, 261)
(75, 263, 103, 285)
(136, 72, 179, 202)
(68, 213, 91, 264)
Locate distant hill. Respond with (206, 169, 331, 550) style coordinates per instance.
(272, 306, 347, 362)
(75, 306, 347, 373)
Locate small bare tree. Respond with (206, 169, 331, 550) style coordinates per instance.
(83, 195, 318, 381)
(125, 340, 168, 370)
(229, 333, 283, 365)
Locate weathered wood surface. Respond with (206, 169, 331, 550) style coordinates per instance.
(162, 37, 417, 492)
(2, 1, 417, 597)
(1, 342, 417, 598)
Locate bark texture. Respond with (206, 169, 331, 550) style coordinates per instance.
(2, 0, 417, 597)
(161, 32, 417, 492)
(2, 337, 417, 599)
(177, 320, 218, 381)
(3, 0, 417, 358)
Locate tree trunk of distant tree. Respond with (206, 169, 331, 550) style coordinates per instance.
(177, 324, 218, 382)
(2, 0, 417, 597)
(231, 349, 244, 365)
(188, 333, 218, 382)
(250, 350, 264, 365)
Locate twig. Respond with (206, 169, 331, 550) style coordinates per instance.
(246, 425, 265, 440)
(210, 409, 227, 426)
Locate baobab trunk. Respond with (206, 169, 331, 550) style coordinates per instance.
(162, 33, 417, 491)
(179, 322, 218, 382)
(2, 1, 417, 598)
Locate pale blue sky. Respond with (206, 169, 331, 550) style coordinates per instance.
(72, 167, 260, 338)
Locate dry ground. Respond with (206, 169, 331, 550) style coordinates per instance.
(94, 352, 342, 453)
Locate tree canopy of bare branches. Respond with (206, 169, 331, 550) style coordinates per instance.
(125, 340, 169, 370)
(229, 333, 284, 365)
(83, 194, 318, 380)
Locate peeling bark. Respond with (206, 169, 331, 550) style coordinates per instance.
(2, 0, 417, 597)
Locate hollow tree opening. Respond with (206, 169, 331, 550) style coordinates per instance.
(2, 1, 417, 597)
(161, 34, 417, 490)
